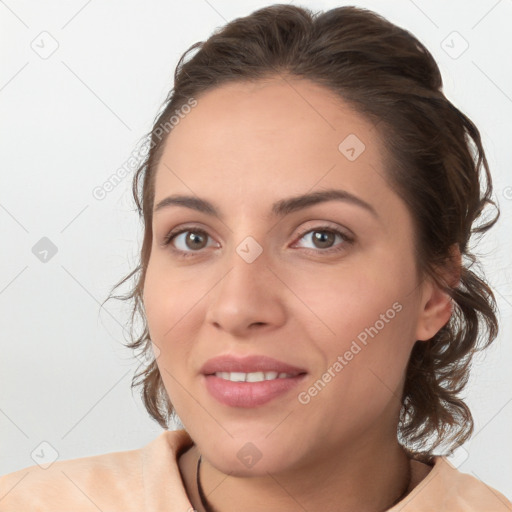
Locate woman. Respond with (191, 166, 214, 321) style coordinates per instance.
(1, 4, 510, 511)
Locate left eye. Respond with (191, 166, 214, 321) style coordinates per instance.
(294, 228, 350, 251)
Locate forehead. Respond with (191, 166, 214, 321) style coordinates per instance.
(153, 77, 394, 214)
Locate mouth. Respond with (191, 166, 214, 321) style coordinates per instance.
(211, 371, 302, 382)
(200, 354, 308, 407)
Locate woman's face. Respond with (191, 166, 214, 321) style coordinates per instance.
(143, 78, 442, 475)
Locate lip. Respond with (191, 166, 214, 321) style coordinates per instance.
(203, 374, 307, 407)
(200, 354, 307, 376)
(200, 354, 308, 408)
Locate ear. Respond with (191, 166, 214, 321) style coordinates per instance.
(415, 244, 461, 342)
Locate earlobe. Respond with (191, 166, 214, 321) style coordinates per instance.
(415, 244, 461, 342)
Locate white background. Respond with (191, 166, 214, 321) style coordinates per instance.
(1, 0, 511, 501)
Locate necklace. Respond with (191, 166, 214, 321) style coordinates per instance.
(196, 455, 220, 512)
(196, 454, 411, 512)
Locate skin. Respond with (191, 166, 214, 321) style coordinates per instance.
(142, 76, 454, 512)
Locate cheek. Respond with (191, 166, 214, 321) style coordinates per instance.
(142, 263, 202, 391)
(295, 304, 416, 441)
(143, 257, 206, 340)
(143, 272, 197, 413)
(287, 253, 417, 349)
(289, 255, 418, 404)
(142, 255, 228, 373)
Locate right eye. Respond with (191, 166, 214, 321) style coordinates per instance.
(162, 227, 218, 257)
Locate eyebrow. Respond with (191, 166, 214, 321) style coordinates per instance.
(153, 189, 378, 219)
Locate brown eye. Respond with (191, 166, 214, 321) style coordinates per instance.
(184, 231, 208, 250)
(293, 226, 353, 254)
(164, 228, 215, 254)
(311, 230, 336, 249)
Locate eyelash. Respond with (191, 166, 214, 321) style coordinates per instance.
(161, 225, 354, 259)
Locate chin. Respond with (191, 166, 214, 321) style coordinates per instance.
(200, 436, 304, 477)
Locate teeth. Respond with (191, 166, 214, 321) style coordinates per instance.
(214, 371, 293, 382)
(247, 371, 272, 382)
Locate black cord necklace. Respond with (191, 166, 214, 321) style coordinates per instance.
(196, 455, 220, 512)
(196, 454, 411, 512)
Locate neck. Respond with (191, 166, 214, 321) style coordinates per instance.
(180, 428, 411, 512)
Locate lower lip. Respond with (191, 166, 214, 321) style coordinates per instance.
(203, 374, 307, 407)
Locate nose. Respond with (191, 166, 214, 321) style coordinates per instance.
(204, 246, 287, 338)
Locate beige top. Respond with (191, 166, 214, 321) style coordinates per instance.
(1, 429, 511, 511)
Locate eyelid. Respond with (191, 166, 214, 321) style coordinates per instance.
(290, 224, 354, 253)
(292, 221, 354, 241)
(161, 224, 218, 247)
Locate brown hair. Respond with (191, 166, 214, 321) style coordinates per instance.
(105, 4, 499, 458)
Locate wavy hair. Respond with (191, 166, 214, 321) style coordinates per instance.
(104, 4, 499, 459)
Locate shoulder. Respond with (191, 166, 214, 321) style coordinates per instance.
(0, 429, 193, 512)
(0, 444, 143, 511)
(395, 456, 512, 512)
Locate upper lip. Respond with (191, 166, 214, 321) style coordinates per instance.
(200, 354, 307, 376)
